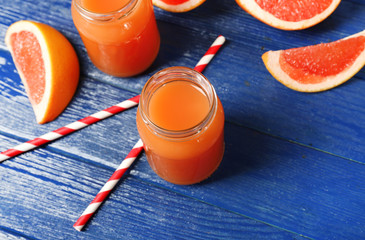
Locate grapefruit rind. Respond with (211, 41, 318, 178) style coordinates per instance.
(262, 30, 365, 92)
(235, 0, 341, 30)
(153, 0, 206, 12)
(5, 20, 79, 124)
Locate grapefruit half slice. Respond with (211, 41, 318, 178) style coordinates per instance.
(153, 0, 206, 12)
(235, 0, 341, 30)
(262, 30, 365, 92)
(5, 20, 79, 124)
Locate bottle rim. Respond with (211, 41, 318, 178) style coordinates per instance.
(139, 66, 218, 140)
(73, 0, 138, 22)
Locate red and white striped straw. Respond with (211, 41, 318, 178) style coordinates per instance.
(73, 139, 143, 231)
(72, 35, 226, 231)
(194, 35, 226, 72)
(0, 95, 140, 163)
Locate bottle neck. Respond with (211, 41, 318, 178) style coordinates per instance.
(139, 67, 218, 141)
(73, 0, 138, 22)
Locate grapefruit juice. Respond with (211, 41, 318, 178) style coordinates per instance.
(71, 0, 160, 77)
(136, 67, 225, 185)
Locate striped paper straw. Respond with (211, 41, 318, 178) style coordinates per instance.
(72, 35, 226, 231)
(73, 139, 144, 231)
(0, 95, 140, 163)
(194, 35, 226, 72)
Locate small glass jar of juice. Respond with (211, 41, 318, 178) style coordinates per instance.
(136, 67, 225, 185)
(71, 0, 160, 77)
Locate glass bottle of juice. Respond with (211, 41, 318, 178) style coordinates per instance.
(136, 67, 225, 185)
(71, 0, 160, 77)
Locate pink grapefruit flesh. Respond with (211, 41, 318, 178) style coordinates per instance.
(262, 30, 365, 92)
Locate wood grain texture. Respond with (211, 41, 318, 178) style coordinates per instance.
(132, 123, 365, 239)
(0, 0, 364, 239)
(0, 133, 307, 240)
(1, 0, 364, 161)
(0, 67, 364, 239)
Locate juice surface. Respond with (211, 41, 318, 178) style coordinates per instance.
(72, 0, 160, 77)
(148, 81, 210, 131)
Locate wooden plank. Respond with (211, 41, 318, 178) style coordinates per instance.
(0, 38, 365, 240)
(0, 0, 364, 239)
(0, 64, 364, 239)
(0, 50, 141, 168)
(0, 135, 307, 240)
(1, 0, 364, 162)
(151, 0, 365, 161)
(0, 229, 28, 240)
(130, 123, 365, 240)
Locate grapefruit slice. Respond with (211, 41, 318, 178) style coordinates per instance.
(153, 0, 206, 12)
(5, 20, 79, 124)
(235, 0, 341, 30)
(262, 30, 365, 92)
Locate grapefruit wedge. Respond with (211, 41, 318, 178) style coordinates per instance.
(153, 0, 206, 12)
(262, 30, 365, 92)
(5, 20, 79, 124)
(235, 0, 341, 30)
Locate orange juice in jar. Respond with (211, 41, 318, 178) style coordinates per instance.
(71, 0, 160, 77)
(136, 67, 225, 185)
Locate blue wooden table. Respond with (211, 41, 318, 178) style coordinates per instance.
(1, 0, 364, 239)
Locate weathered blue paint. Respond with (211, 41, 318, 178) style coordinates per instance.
(0, 0, 364, 239)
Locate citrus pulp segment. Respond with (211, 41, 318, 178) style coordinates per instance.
(262, 30, 365, 92)
(5, 20, 79, 124)
(235, 0, 341, 30)
(153, 0, 206, 12)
